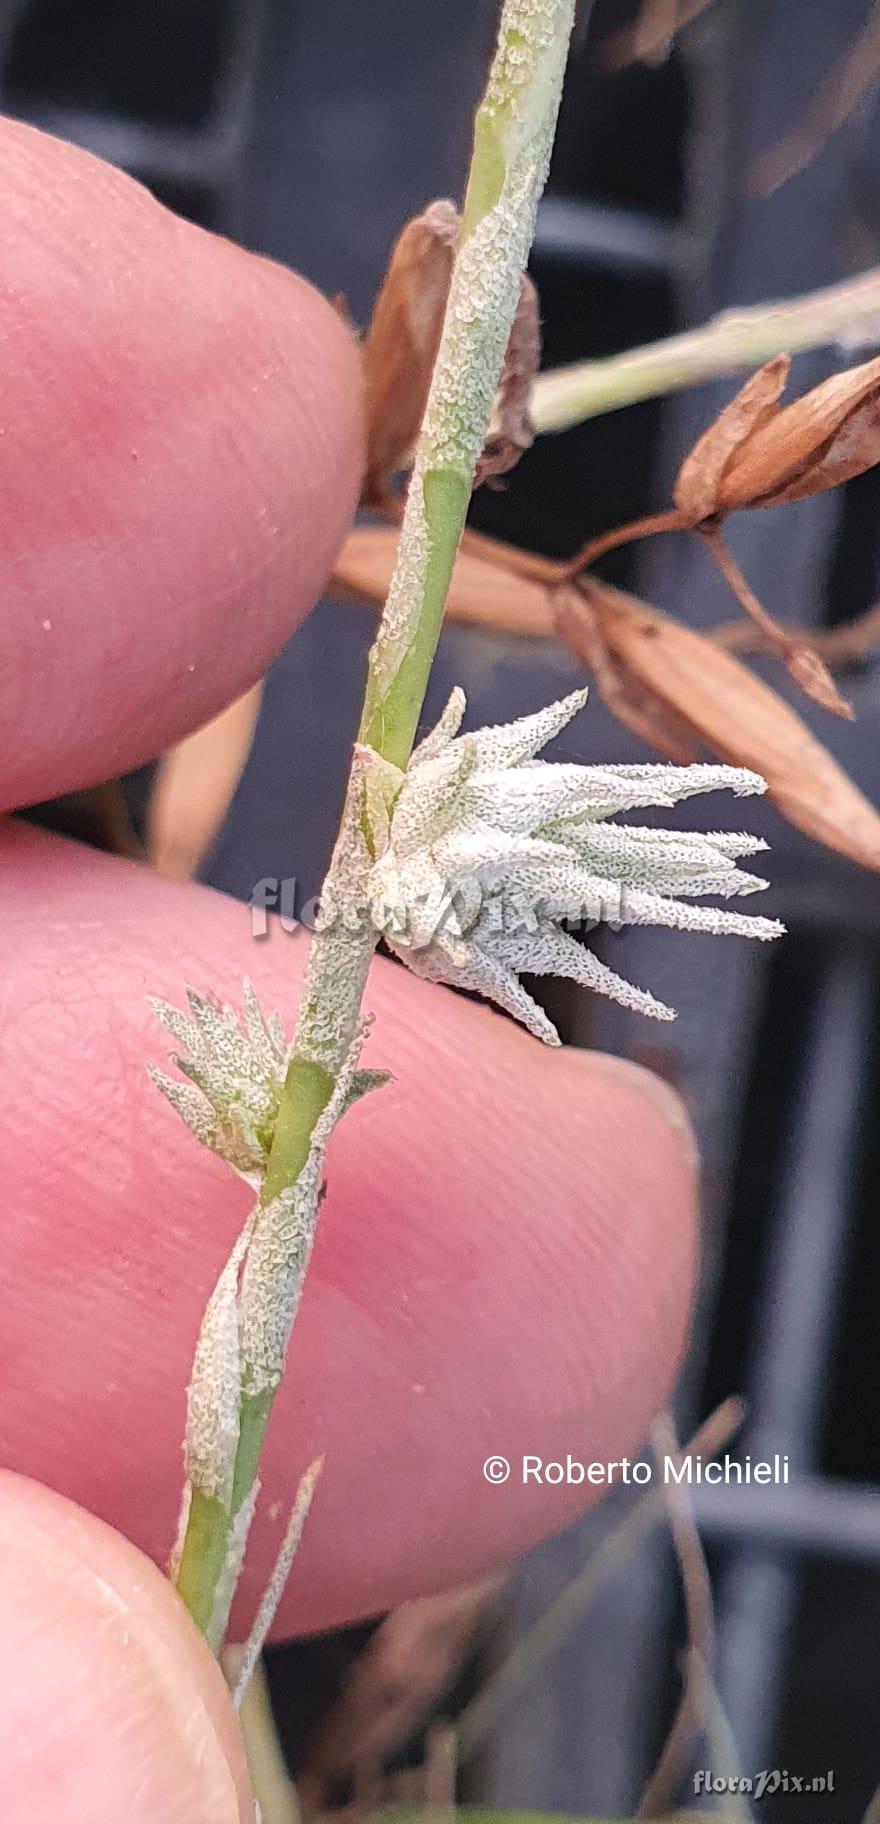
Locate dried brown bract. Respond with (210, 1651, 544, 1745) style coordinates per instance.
(475, 270, 541, 487)
(361, 200, 459, 508)
(665, 351, 880, 716)
(362, 201, 541, 506)
(674, 352, 880, 520)
(554, 584, 700, 763)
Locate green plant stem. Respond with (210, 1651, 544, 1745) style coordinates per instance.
(360, 469, 471, 764)
(174, 1490, 229, 1634)
(174, 0, 578, 1638)
(531, 263, 880, 434)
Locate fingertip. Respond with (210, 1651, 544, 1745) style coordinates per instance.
(0, 116, 364, 809)
(0, 826, 698, 1632)
(0, 1472, 251, 1823)
(573, 1047, 698, 1157)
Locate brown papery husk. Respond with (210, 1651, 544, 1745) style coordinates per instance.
(717, 351, 880, 511)
(673, 354, 791, 522)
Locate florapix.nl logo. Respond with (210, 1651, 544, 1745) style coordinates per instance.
(249, 874, 629, 944)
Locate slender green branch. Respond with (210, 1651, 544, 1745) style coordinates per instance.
(173, 0, 578, 1638)
(531, 263, 880, 434)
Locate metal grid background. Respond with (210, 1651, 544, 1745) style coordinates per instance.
(4, 1, 880, 1818)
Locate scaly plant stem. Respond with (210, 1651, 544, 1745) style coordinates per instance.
(531, 264, 880, 435)
(174, 0, 578, 1639)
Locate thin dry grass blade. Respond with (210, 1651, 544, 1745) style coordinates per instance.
(457, 1401, 744, 1760)
(147, 683, 263, 880)
(750, 0, 880, 197)
(863, 1779, 880, 1824)
(601, 0, 718, 69)
(637, 1413, 717, 1819)
(302, 1578, 502, 1809)
(714, 598, 880, 663)
(220, 1648, 300, 1824)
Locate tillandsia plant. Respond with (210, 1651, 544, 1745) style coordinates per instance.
(149, 0, 782, 1682)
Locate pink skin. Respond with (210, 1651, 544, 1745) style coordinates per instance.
(0, 119, 362, 811)
(0, 116, 697, 1821)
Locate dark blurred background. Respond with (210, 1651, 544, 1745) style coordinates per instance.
(5, 1, 880, 1818)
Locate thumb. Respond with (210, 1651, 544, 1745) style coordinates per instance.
(0, 1472, 252, 1823)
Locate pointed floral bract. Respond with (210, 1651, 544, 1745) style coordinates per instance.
(148, 979, 289, 1179)
(366, 688, 783, 1039)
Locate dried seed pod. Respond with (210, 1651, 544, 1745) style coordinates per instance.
(674, 355, 791, 522)
(674, 352, 880, 520)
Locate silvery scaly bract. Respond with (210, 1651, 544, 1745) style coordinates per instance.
(148, 981, 389, 1180)
(147, 980, 288, 1182)
(365, 687, 784, 1041)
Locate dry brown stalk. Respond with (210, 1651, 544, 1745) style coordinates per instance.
(713, 598, 880, 663)
(637, 1413, 718, 1818)
(699, 527, 853, 720)
(600, 0, 719, 70)
(750, 0, 880, 196)
(299, 1576, 504, 1809)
